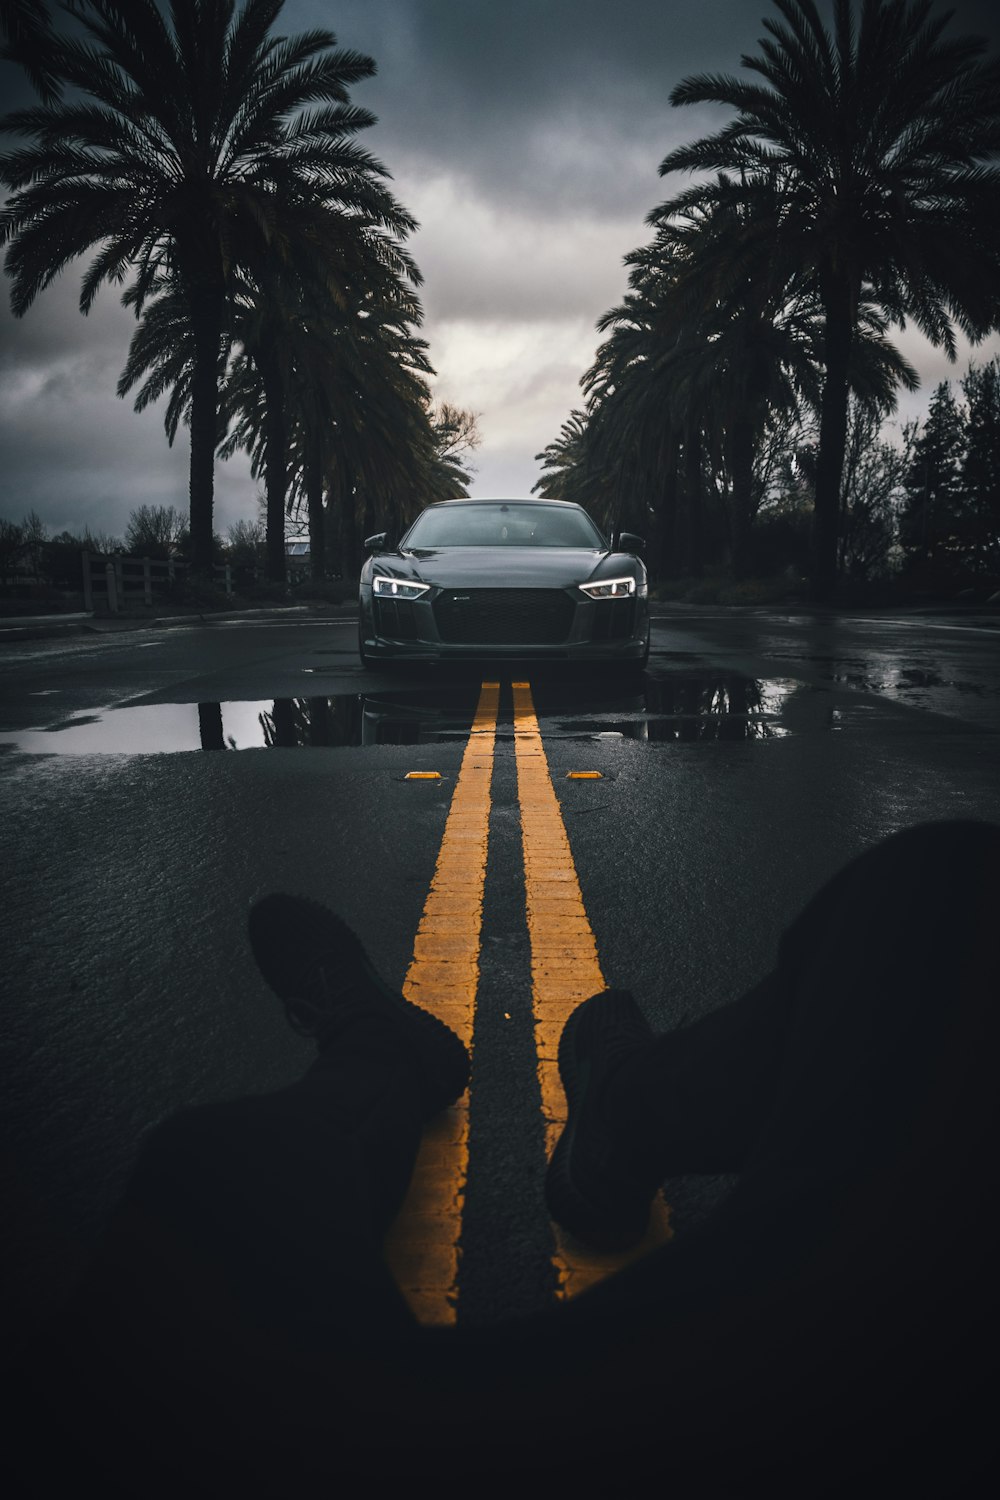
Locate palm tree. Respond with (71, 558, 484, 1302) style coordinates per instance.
(660, 0, 1000, 598)
(222, 268, 466, 581)
(0, 0, 417, 575)
(228, 195, 424, 582)
(645, 172, 919, 575)
(560, 181, 819, 576)
(633, 180, 821, 575)
(534, 411, 594, 504)
(306, 307, 471, 572)
(0, 0, 60, 102)
(538, 163, 921, 580)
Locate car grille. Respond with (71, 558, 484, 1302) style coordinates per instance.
(434, 588, 575, 645)
(589, 598, 637, 642)
(373, 598, 418, 640)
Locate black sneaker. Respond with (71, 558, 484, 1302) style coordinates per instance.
(545, 989, 662, 1251)
(248, 894, 470, 1120)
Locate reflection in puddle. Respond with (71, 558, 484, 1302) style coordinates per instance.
(549, 678, 797, 742)
(3, 701, 275, 755)
(1, 675, 809, 755)
(0, 696, 477, 754)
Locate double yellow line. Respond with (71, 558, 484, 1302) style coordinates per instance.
(383, 680, 669, 1323)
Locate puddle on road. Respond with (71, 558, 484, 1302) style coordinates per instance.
(0, 696, 478, 754)
(0, 674, 812, 755)
(546, 677, 798, 742)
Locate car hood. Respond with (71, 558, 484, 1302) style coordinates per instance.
(397, 547, 608, 588)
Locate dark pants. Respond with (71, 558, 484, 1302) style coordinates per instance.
(27, 821, 1000, 1492)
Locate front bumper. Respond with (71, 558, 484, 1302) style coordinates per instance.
(359, 584, 649, 662)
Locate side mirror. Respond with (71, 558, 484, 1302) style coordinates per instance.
(364, 532, 390, 552)
(615, 532, 645, 554)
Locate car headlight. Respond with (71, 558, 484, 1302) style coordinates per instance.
(373, 575, 430, 600)
(579, 576, 636, 599)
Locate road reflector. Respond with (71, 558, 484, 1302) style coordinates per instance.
(405, 771, 442, 780)
(566, 770, 602, 779)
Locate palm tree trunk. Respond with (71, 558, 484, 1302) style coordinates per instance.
(307, 697, 331, 746)
(197, 701, 225, 751)
(813, 272, 854, 602)
(271, 699, 297, 747)
(188, 290, 223, 580)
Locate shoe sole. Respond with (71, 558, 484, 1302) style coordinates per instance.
(545, 994, 652, 1252)
(248, 894, 470, 1116)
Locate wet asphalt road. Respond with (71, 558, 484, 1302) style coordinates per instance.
(1, 605, 998, 1336)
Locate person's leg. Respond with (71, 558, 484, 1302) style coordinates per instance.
(597, 970, 789, 1174)
(512, 822, 999, 1483)
(548, 819, 1000, 1246)
(748, 817, 1000, 1178)
(61, 892, 473, 1359)
(25, 898, 472, 1491)
(82, 1032, 426, 1355)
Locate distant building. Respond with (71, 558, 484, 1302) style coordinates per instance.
(285, 540, 310, 580)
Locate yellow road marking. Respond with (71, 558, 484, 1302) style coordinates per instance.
(383, 681, 499, 1324)
(512, 681, 671, 1298)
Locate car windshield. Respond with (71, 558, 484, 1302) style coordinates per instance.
(402, 503, 606, 549)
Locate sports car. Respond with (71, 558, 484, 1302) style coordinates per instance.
(358, 498, 649, 667)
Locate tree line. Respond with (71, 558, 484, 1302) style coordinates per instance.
(0, 503, 280, 594)
(0, 0, 476, 587)
(7, 353, 993, 601)
(534, 0, 1000, 601)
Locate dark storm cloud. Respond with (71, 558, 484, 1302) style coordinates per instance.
(302, 0, 770, 217)
(305, 0, 1000, 214)
(0, 266, 134, 368)
(299, 0, 1000, 333)
(0, 271, 255, 537)
(2, 0, 998, 520)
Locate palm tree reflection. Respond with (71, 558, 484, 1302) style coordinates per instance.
(642, 676, 789, 740)
(258, 697, 367, 748)
(197, 702, 226, 751)
(558, 677, 790, 741)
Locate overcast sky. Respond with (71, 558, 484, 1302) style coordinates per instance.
(1, 0, 998, 542)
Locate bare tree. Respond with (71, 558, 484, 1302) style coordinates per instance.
(0, 517, 25, 582)
(125, 504, 184, 559)
(225, 518, 265, 576)
(432, 403, 482, 482)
